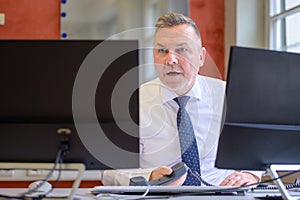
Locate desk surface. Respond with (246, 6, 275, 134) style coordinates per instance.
(0, 188, 273, 199)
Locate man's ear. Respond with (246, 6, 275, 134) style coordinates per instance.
(199, 47, 206, 67)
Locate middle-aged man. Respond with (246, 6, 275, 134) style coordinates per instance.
(102, 13, 260, 186)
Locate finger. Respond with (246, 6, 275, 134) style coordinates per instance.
(159, 167, 173, 176)
(219, 179, 229, 186)
(149, 166, 172, 181)
(220, 172, 255, 186)
(220, 178, 239, 186)
(219, 174, 234, 186)
(220, 173, 242, 186)
(231, 177, 245, 186)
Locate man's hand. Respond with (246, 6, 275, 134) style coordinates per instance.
(149, 166, 187, 186)
(220, 171, 259, 186)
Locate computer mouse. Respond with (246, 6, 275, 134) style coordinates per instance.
(28, 180, 52, 195)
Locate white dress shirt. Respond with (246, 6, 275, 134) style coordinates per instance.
(102, 75, 237, 186)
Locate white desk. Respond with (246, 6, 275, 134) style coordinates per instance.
(0, 188, 266, 199)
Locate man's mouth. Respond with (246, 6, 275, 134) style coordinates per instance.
(166, 71, 181, 76)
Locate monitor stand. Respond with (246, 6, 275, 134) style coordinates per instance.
(0, 162, 85, 200)
(267, 164, 300, 200)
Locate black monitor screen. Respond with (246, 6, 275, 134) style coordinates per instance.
(0, 40, 139, 170)
(216, 46, 300, 170)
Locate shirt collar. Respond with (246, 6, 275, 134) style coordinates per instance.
(159, 75, 203, 104)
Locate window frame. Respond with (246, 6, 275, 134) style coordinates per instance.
(267, 0, 300, 52)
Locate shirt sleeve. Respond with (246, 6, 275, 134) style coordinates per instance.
(101, 168, 155, 186)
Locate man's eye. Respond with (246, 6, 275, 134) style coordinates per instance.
(157, 48, 168, 54)
(176, 48, 187, 53)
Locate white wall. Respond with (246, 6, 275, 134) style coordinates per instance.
(225, 0, 267, 78)
(236, 0, 266, 48)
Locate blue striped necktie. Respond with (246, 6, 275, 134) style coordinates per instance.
(174, 96, 201, 186)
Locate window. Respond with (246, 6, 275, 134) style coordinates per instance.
(269, 0, 300, 53)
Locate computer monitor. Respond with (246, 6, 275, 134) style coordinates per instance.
(0, 40, 139, 170)
(215, 46, 300, 171)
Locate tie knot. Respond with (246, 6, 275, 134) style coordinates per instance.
(174, 96, 190, 109)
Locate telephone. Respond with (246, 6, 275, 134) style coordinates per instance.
(130, 162, 188, 186)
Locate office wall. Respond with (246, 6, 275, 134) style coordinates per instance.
(0, 0, 60, 39)
(224, 0, 266, 78)
(190, 0, 225, 80)
(236, 0, 266, 48)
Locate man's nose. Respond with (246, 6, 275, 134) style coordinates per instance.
(165, 51, 179, 65)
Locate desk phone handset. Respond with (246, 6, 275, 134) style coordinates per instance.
(130, 162, 188, 186)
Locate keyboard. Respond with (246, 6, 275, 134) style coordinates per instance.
(248, 187, 300, 199)
(91, 185, 250, 195)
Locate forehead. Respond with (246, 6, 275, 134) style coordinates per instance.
(154, 24, 200, 47)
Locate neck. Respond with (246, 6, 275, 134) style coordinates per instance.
(174, 78, 196, 96)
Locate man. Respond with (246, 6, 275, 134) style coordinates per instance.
(102, 13, 260, 186)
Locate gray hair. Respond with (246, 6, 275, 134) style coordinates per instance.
(155, 13, 202, 43)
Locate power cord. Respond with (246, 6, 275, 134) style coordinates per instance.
(40, 145, 67, 198)
(0, 140, 70, 200)
(25, 141, 70, 197)
(188, 167, 300, 194)
(256, 169, 300, 188)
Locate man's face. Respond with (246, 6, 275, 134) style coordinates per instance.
(153, 24, 206, 95)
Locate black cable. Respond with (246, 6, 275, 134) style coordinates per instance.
(0, 141, 70, 200)
(257, 169, 300, 187)
(25, 139, 70, 198)
(186, 168, 300, 194)
(211, 169, 300, 194)
(37, 148, 66, 198)
(51, 155, 64, 188)
(22, 149, 64, 198)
